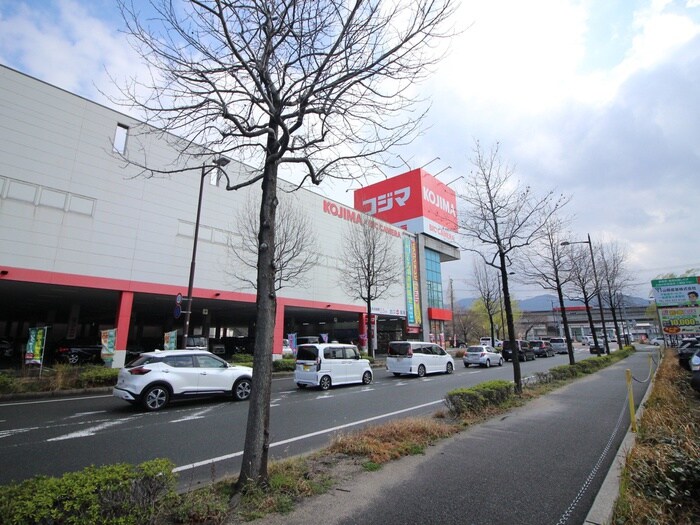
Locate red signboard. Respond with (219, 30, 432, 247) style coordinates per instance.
(353, 168, 458, 245)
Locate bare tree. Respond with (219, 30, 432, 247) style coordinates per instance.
(473, 262, 501, 345)
(518, 212, 576, 364)
(599, 242, 631, 351)
(339, 219, 401, 358)
(563, 243, 602, 352)
(453, 306, 482, 346)
(458, 141, 566, 392)
(114, 0, 456, 487)
(227, 194, 319, 291)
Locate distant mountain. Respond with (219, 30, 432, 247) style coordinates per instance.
(456, 294, 650, 312)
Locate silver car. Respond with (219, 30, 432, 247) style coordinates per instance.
(463, 345, 503, 368)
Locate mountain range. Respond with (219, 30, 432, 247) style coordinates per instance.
(456, 294, 651, 312)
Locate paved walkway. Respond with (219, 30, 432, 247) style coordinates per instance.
(245, 350, 656, 525)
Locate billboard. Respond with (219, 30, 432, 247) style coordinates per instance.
(354, 169, 458, 246)
(651, 276, 700, 307)
(659, 306, 700, 336)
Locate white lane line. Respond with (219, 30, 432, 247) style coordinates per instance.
(0, 395, 112, 407)
(170, 406, 217, 423)
(173, 399, 443, 474)
(0, 426, 40, 439)
(46, 419, 126, 442)
(68, 411, 107, 419)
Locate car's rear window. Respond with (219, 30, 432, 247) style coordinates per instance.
(550, 338, 565, 344)
(467, 346, 483, 353)
(388, 342, 411, 356)
(296, 345, 318, 361)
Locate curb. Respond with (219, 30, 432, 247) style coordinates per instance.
(583, 354, 658, 525)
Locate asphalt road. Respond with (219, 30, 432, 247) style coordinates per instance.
(0, 345, 641, 495)
(249, 348, 657, 525)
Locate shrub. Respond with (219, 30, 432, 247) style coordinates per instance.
(273, 359, 296, 372)
(77, 366, 120, 388)
(0, 459, 176, 525)
(445, 380, 513, 416)
(549, 364, 579, 381)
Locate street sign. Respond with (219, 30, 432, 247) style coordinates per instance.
(174, 305, 181, 319)
(176, 293, 183, 305)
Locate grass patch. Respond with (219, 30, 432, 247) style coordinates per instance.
(327, 418, 460, 464)
(613, 348, 700, 524)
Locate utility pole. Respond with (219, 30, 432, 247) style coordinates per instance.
(450, 278, 455, 347)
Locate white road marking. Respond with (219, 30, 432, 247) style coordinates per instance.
(46, 419, 126, 442)
(0, 395, 111, 407)
(0, 426, 40, 439)
(173, 399, 444, 474)
(170, 406, 217, 423)
(68, 411, 107, 419)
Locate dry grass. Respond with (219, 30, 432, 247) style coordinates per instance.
(613, 349, 700, 524)
(327, 417, 461, 464)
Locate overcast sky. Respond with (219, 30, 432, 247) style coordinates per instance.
(1, 0, 699, 300)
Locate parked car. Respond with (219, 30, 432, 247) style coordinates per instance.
(463, 345, 503, 368)
(0, 338, 16, 360)
(297, 335, 321, 345)
(678, 340, 700, 371)
(53, 339, 103, 365)
(649, 337, 665, 346)
(294, 343, 372, 390)
(501, 340, 535, 362)
(113, 350, 253, 411)
(479, 337, 501, 347)
(386, 341, 454, 377)
(549, 337, 568, 354)
(689, 348, 700, 393)
(529, 340, 554, 357)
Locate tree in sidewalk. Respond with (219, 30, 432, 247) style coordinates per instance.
(339, 218, 401, 357)
(227, 192, 319, 291)
(472, 261, 501, 345)
(114, 0, 457, 489)
(518, 211, 576, 364)
(563, 242, 602, 352)
(598, 241, 632, 351)
(458, 140, 566, 392)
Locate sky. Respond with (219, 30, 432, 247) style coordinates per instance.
(1, 0, 699, 301)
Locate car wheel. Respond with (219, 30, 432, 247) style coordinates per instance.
(67, 353, 80, 365)
(446, 362, 454, 374)
(464, 363, 469, 368)
(141, 385, 170, 411)
(319, 375, 332, 390)
(233, 378, 252, 401)
(417, 365, 426, 378)
(485, 359, 491, 368)
(296, 383, 307, 389)
(362, 371, 373, 384)
(498, 357, 503, 366)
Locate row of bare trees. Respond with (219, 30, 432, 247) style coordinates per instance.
(457, 141, 634, 392)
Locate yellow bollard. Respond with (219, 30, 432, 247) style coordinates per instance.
(626, 369, 637, 433)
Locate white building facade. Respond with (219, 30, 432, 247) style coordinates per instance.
(0, 65, 458, 364)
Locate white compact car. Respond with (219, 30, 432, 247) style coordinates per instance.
(113, 350, 253, 411)
(386, 341, 454, 377)
(294, 343, 372, 390)
(463, 345, 503, 368)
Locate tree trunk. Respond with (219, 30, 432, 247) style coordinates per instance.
(237, 132, 279, 490)
(500, 252, 521, 392)
(556, 284, 575, 365)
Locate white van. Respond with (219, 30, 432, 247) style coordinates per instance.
(294, 343, 372, 390)
(386, 341, 454, 377)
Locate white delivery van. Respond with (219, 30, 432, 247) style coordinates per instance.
(386, 341, 454, 377)
(294, 343, 372, 390)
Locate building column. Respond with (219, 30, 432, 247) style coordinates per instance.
(113, 291, 134, 368)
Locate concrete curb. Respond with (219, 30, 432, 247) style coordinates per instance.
(583, 353, 658, 525)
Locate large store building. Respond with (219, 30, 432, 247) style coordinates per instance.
(0, 65, 459, 365)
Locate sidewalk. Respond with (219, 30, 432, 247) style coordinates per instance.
(241, 350, 655, 525)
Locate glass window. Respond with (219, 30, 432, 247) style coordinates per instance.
(196, 355, 226, 368)
(425, 249, 443, 308)
(113, 123, 128, 154)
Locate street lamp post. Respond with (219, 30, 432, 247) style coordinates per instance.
(182, 157, 230, 348)
(561, 234, 610, 355)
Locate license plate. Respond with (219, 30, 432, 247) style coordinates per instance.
(303, 365, 310, 371)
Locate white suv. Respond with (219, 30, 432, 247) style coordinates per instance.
(294, 344, 372, 390)
(386, 341, 454, 377)
(113, 350, 253, 411)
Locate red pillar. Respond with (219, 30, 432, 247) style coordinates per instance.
(113, 291, 133, 366)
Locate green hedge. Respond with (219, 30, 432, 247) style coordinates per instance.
(0, 459, 176, 525)
(444, 380, 514, 416)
